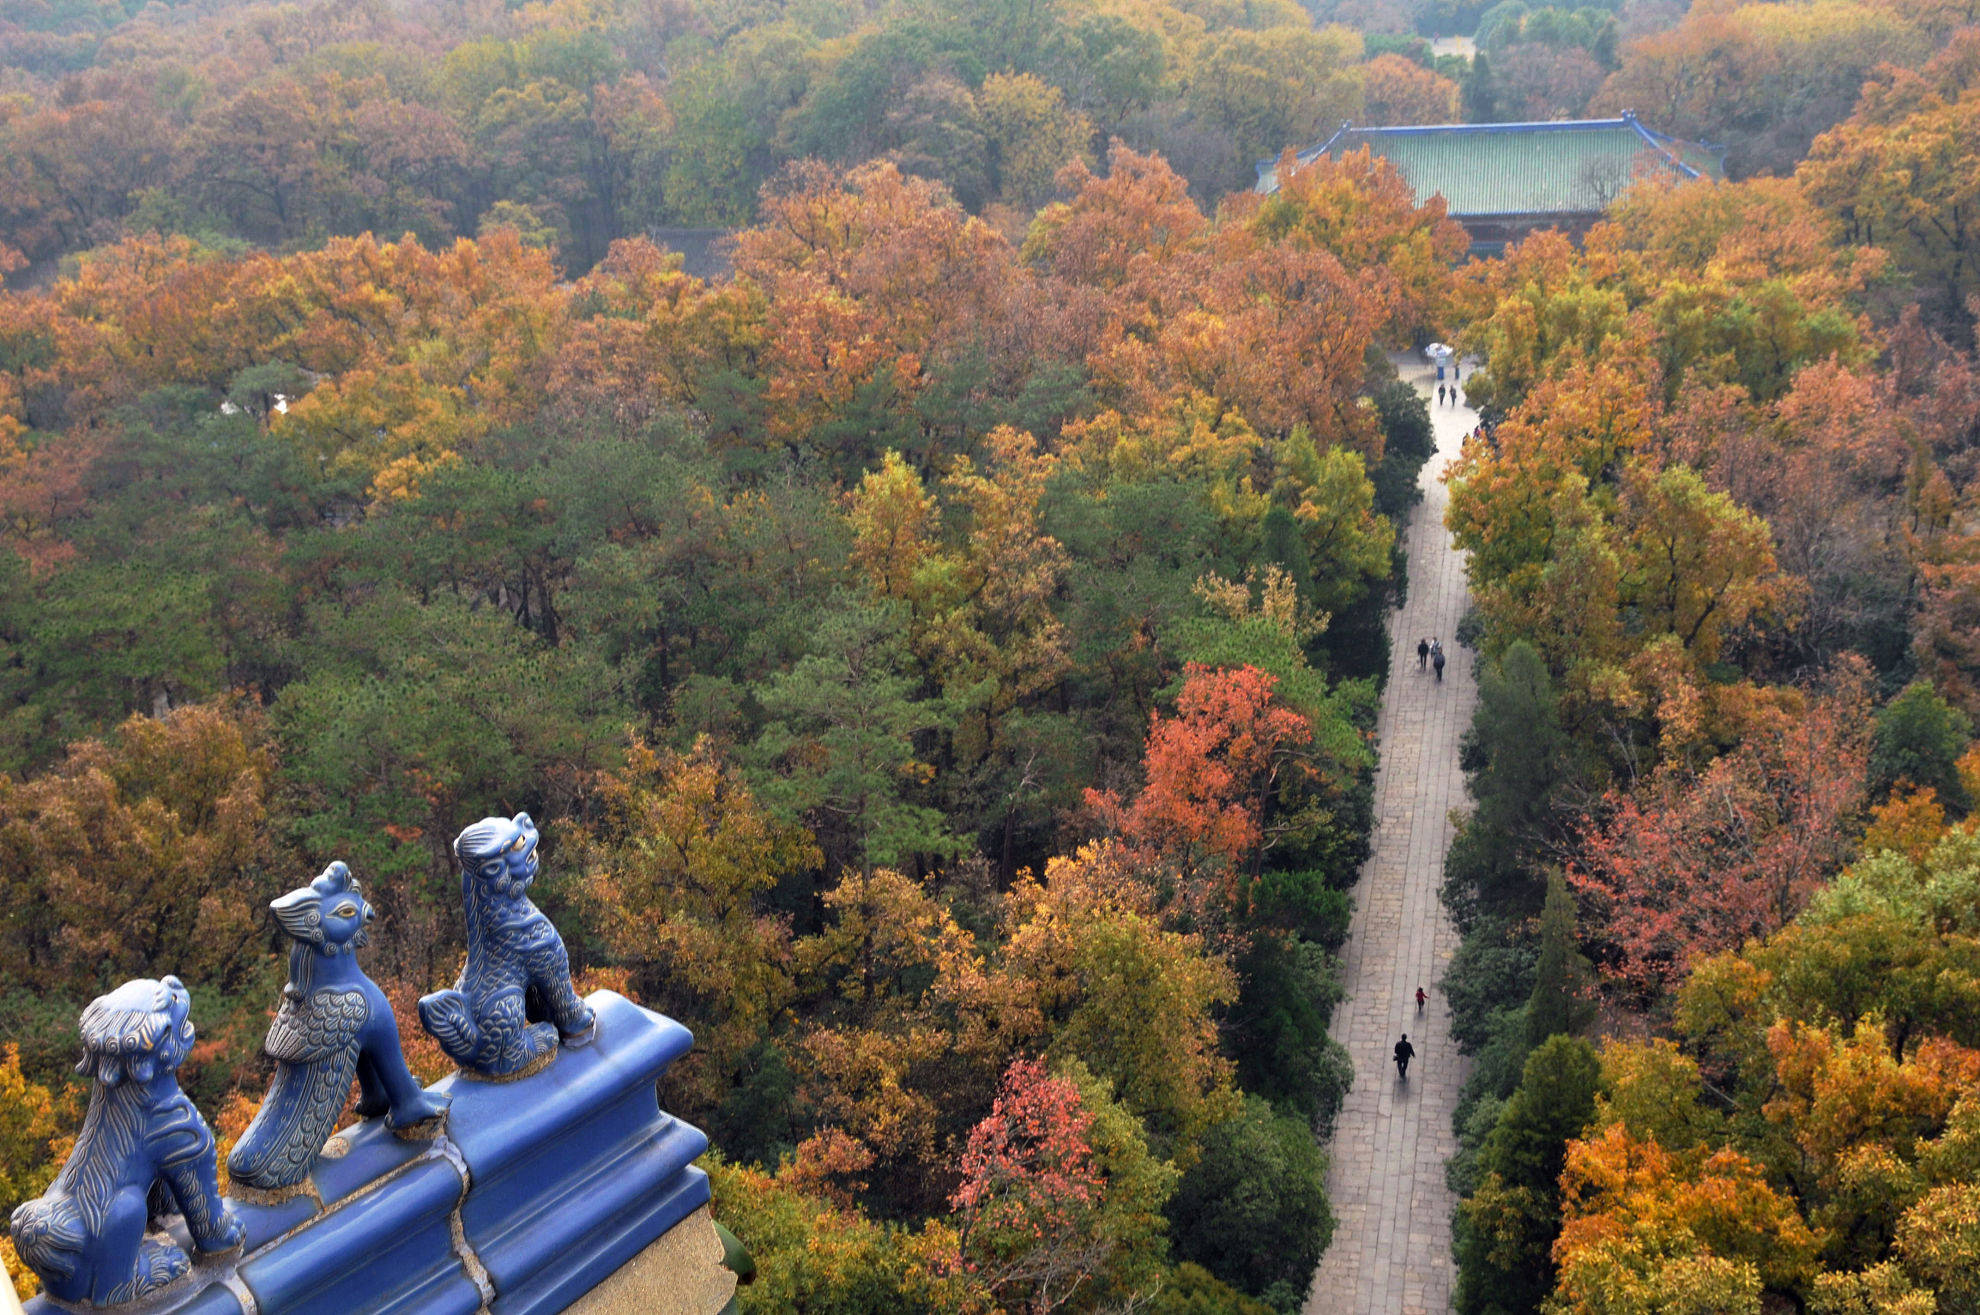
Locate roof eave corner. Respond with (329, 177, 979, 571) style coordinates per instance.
(1255, 119, 1353, 195)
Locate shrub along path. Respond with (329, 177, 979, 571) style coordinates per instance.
(1304, 367, 1477, 1315)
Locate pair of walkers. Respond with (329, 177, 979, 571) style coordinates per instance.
(1394, 988, 1427, 1079)
(1436, 382, 1463, 407)
(1415, 637, 1446, 681)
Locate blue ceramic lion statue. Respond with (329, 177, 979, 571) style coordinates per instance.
(9, 976, 245, 1305)
(419, 813, 595, 1078)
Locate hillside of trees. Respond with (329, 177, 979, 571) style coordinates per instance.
(1436, 50, 1980, 1311)
(0, 0, 1435, 268)
(7, 0, 1980, 1311)
(6, 0, 1968, 277)
(0, 120, 1460, 1307)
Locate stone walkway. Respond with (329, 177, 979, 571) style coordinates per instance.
(1305, 369, 1478, 1315)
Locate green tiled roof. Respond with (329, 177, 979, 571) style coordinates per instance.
(1257, 115, 1726, 217)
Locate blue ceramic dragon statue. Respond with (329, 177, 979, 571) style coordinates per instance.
(419, 813, 595, 1078)
(9, 977, 245, 1305)
(228, 862, 448, 1194)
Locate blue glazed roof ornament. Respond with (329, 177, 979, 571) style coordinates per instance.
(228, 863, 449, 1197)
(9, 977, 245, 1306)
(419, 813, 596, 1079)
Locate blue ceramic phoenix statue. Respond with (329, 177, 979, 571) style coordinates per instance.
(419, 813, 595, 1078)
(227, 862, 447, 1193)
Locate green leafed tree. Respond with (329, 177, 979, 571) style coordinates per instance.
(748, 592, 960, 874)
(271, 589, 624, 979)
(1167, 1094, 1335, 1312)
(1525, 870, 1597, 1048)
(1870, 681, 1974, 814)
(1454, 1035, 1600, 1315)
(1443, 640, 1573, 930)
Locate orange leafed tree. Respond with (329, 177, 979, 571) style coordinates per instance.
(577, 736, 820, 1117)
(1359, 55, 1461, 126)
(0, 1042, 78, 1217)
(1086, 663, 1316, 885)
(784, 865, 1003, 1211)
(0, 698, 278, 999)
(1031, 144, 1433, 458)
(546, 237, 764, 435)
(0, 228, 576, 498)
(734, 160, 1012, 453)
(1024, 145, 1207, 293)
(1763, 1022, 1980, 1212)
(996, 843, 1238, 1152)
(1551, 1124, 1822, 1308)
(1800, 30, 1980, 319)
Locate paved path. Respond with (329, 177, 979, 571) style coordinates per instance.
(1305, 369, 1478, 1315)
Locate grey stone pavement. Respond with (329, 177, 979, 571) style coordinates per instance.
(1305, 366, 1478, 1315)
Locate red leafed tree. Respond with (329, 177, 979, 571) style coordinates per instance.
(1086, 663, 1315, 880)
(949, 1057, 1106, 1311)
(1567, 661, 1873, 999)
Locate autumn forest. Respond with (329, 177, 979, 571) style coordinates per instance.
(4, 0, 1980, 1309)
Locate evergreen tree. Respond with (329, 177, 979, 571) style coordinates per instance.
(1369, 378, 1436, 520)
(1525, 871, 1597, 1047)
(1168, 1095, 1334, 1312)
(1230, 934, 1353, 1134)
(748, 593, 960, 873)
(1462, 51, 1499, 124)
(1259, 505, 1318, 613)
(1454, 1036, 1600, 1315)
(1870, 681, 1973, 814)
(1443, 641, 1572, 928)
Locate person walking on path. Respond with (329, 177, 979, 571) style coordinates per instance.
(1437, 383, 1447, 406)
(1433, 647, 1446, 682)
(1417, 638, 1429, 670)
(1415, 987, 1427, 1014)
(1306, 357, 1474, 1312)
(1394, 1035, 1415, 1081)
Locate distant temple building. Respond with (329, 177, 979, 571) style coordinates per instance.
(1257, 113, 1726, 255)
